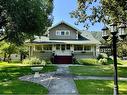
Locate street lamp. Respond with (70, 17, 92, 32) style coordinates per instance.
(102, 22, 127, 95)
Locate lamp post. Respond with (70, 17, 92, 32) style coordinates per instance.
(102, 22, 127, 95)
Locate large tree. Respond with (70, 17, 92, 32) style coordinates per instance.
(70, 0, 127, 28)
(0, 0, 53, 45)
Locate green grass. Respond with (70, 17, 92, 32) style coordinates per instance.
(0, 62, 57, 94)
(69, 65, 127, 77)
(75, 80, 127, 95)
(79, 58, 98, 65)
(0, 80, 48, 94)
(118, 60, 127, 65)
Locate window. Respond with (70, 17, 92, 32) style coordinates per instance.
(66, 44, 70, 50)
(56, 30, 70, 36)
(35, 45, 42, 51)
(66, 31, 70, 36)
(74, 45, 83, 51)
(56, 31, 61, 35)
(56, 44, 60, 50)
(84, 46, 91, 51)
(61, 31, 65, 35)
(43, 45, 52, 50)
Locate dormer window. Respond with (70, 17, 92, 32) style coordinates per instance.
(56, 30, 70, 36)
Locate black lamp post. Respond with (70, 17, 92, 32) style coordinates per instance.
(102, 22, 127, 95)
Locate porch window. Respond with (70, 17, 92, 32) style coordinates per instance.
(74, 45, 83, 51)
(56, 44, 60, 50)
(35, 45, 42, 51)
(84, 46, 91, 51)
(66, 44, 70, 50)
(43, 45, 52, 50)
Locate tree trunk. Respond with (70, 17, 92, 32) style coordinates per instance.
(3, 53, 7, 61)
(7, 54, 11, 63)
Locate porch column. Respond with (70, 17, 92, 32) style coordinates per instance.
(52, 44, 56, 51)
(96, 44, 100, 56)
(70, 44, 74, 52)
(83, 45, 84, 51)
(29, 45, 34, 57)
(92, 45, 95, 57)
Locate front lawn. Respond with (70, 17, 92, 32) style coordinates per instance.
(75, 80, 127, 95)
(0, 62, 57, 94)
(0, 80, 48, 94)
(69, 65, 127, 77)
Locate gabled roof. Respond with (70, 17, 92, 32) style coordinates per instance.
(81, 31, 101, 44)
(47, 21, 82, 34)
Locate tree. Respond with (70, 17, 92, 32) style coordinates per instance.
(18, 46, 29, 61)
(0, 0, 53, 45)
(0, 42, 17, 61)
(70, 0, 127, 28)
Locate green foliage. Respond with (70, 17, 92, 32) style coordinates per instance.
(22, 57, 46, 65)
(97, 53, 108, 60)
(71, 0, 127, 29)
(107, 57, 113, 64)
(45, 60, 52, 64)
(98, 58, 108, 65)
(0, 0, 53, 45)
(79, 58, 98, 65)
(97, 53, 109, 65)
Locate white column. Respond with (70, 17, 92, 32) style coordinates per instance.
(52, 44, 56, 51)
(70, 44, 74, 52)
(92, 45, 95, 57)
(30, 46, 34, 56)
(83, 45, 84, 51)
(96, 44, 100, 56)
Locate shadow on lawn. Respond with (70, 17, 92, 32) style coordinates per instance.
(75, 80, 127, 94)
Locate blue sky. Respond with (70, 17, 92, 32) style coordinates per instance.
(52, 0, 103, 31)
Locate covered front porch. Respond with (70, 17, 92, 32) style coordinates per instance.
(28, 43, 99, 59)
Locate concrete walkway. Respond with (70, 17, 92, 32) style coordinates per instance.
(74, 76, 127, 81)
(48, 65, 78, 95)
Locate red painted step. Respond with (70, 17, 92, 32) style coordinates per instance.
(54, 56, 72, 64)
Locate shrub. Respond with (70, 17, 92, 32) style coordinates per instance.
(45, 59, 52, 64)
(107, 57, 113, 64)
(79, 58, 98, 65)
(72, 58, 80, 64)
(22, 57, 46, 66)
(98, 58, 108, 65)
(97, 53, 108, 60)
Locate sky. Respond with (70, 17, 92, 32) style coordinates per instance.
(52, 0, 103, 32)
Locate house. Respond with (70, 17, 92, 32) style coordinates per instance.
(26, 21, 101, 64)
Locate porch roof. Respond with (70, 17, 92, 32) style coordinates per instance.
(27, 36, 100, 45)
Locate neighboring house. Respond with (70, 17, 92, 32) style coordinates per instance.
(91, 31, 112, 55)
(26, 21, 101, 64)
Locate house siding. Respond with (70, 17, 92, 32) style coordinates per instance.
(74, 52, 95, 59)
(49, 23, 77, 40)
(33, 51, 52, 60)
